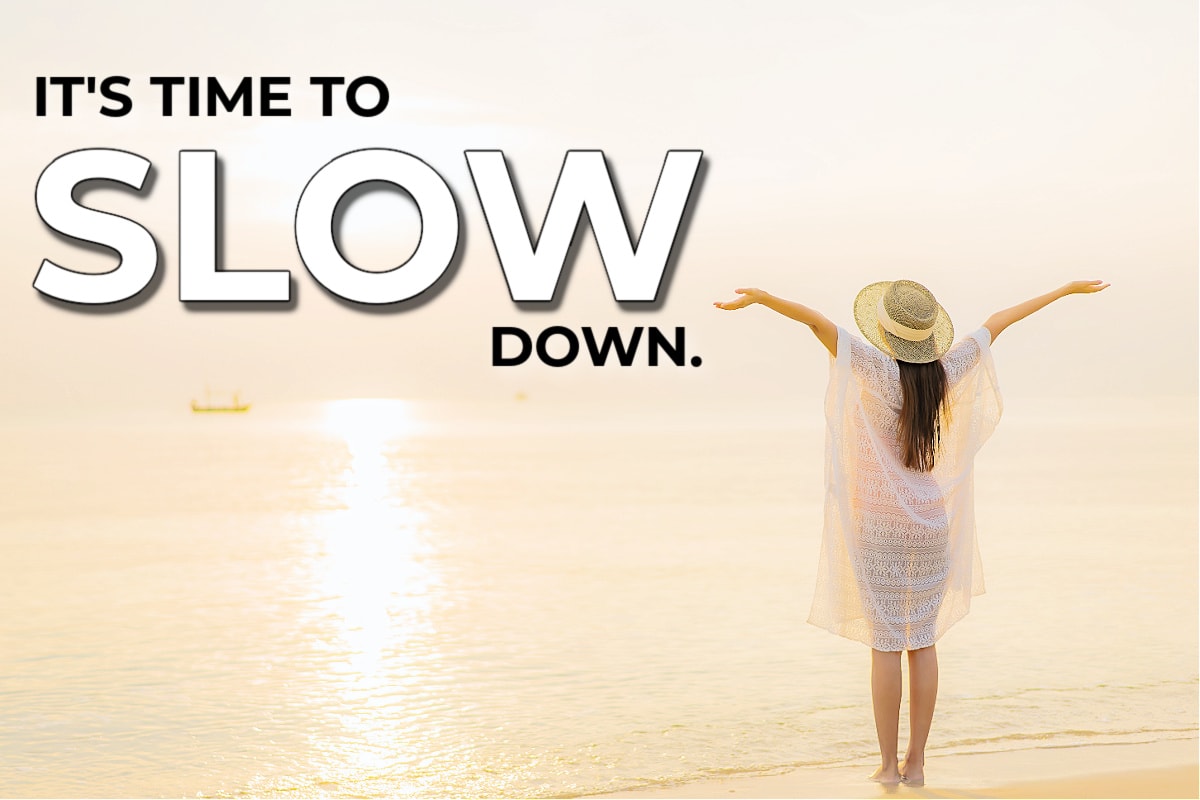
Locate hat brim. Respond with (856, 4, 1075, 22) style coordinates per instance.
(853, 281, 955, 364)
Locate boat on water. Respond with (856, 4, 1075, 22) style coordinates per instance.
(191, 391, 251, 413)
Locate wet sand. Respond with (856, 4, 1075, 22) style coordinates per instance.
(594, 738, 1198, 798)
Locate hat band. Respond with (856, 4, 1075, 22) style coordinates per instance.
(877, 296, 934, 342)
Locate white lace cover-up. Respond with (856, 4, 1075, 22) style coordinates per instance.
(808, 326, 1002, 651)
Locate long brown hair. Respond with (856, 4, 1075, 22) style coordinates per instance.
(897, 359, 948, 472)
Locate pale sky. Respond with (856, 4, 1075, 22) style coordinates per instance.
(0, 0, 1195, 415)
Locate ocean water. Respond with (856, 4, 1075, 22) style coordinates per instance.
(0, 397, 1195, 797)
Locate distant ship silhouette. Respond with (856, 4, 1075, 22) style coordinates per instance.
(191, 390, 250, 413)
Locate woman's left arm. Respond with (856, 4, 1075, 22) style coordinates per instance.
(982, 279, 1109, 343)
(714, 288, 838, 355)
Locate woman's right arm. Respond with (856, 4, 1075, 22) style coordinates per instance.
(983, 280, 1109, 342)
(714, 288, 838, 356)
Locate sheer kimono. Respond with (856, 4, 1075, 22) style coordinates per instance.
(808, 327, 1002, 651)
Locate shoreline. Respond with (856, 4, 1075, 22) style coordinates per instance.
(592, 738, 1198, 799)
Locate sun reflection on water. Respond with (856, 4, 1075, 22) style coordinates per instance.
(304, 399, 440, 789)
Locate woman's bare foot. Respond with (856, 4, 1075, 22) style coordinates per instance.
(869, 765, 903, 784)
(899, 758, 925, 787)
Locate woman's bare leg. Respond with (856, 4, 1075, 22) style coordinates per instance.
(869, 648, 903, 782)
(901, 644, 938, 785)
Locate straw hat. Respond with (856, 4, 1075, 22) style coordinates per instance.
(853, 280, 954, 364)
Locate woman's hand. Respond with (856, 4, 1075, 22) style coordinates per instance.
(713, 287, 768, 310)
(1062, 279, 1110, 295)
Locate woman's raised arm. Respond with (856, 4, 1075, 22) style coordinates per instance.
(983, 280, 1109, 343)
(714, 288, 838, 355)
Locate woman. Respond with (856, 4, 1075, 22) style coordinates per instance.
(714, 278, 1108, 786)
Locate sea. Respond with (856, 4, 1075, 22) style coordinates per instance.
(0, 396, 1195, 797)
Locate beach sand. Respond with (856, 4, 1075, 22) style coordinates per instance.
(593, 738, 1198, 799)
